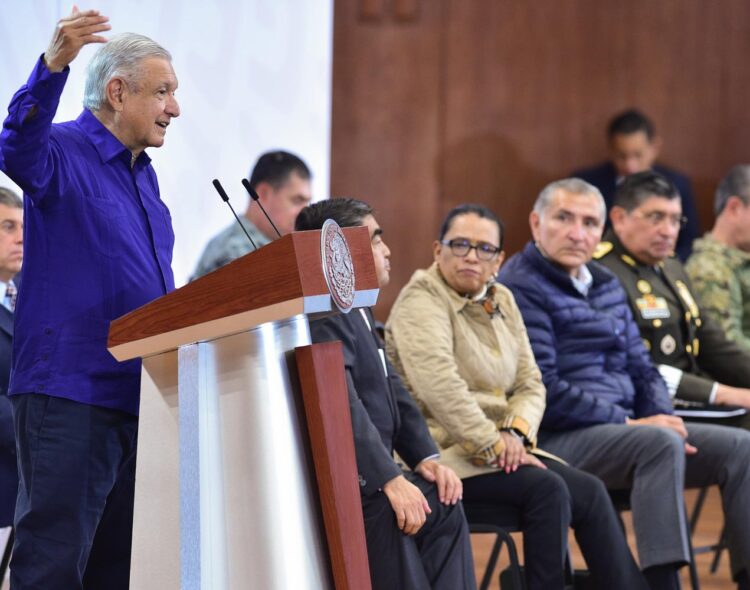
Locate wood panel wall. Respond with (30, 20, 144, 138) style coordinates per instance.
(331, 0, 750, 319)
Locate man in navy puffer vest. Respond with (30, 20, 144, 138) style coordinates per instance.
(500, 177, 750, 590)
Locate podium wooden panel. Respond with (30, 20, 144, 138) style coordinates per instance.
(109, 228, 376, 590)
(296, 342, 372, 588)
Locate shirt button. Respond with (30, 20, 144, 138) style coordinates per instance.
(492, 349, 501, 357)
(44, 328, 52, 335)
(41, 354, 48, 361)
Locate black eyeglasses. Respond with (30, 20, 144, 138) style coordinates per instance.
(440, 238, 501, 261)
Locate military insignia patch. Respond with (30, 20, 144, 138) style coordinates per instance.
(635, 294, 670, 319)
(660, 334, 677, 355)
(636, 280, 652, 294)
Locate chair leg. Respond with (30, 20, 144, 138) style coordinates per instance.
(709, 525, 727, 574)
(497, 529, 525, 590)
(689, 487, 709, 533)
(479, 534, 504, 590)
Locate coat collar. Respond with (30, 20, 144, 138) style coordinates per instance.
(521, 241, 614, 295)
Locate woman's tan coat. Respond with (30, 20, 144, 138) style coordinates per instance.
(386, 263, 552, 479)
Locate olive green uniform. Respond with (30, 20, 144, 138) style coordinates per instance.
(595, 230, 750, 405)
(686, 234, 750, 353)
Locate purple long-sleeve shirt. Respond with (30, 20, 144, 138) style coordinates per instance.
(0, 57, 175, 415)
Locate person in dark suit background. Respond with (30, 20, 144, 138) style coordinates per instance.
(573, 109, 700, 260)
(295, 199, 476, 590)
(0, 187, 23, 528)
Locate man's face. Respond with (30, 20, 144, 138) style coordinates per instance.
(0, 205, 23, 282)
(530, 189, 604, 276)
(117, 57, 180, 154)
(610, 196, 682, 265)
(609, 131, 659, 177)
(433, 213, 504, 297)
(362, 214, 391, 287)
(257, 172, 312, 235)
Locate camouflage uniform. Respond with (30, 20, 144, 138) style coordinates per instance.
(686, 233, 750, 353)
(595, 230, 750, 407)
(191, 217, 271, 280)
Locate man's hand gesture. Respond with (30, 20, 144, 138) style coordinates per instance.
(44, 6, 111, 73)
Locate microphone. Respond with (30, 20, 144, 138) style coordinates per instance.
(212, 179, 258, 251)
(241, 178, 282, 238)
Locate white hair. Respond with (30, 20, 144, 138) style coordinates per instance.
(533, 177, 606, 224)
(83, 33, 172, 111)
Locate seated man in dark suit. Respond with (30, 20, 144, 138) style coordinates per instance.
(295, 199, 476, 590)
(0, 187, 22, 530)
(573, 109, 700, 260)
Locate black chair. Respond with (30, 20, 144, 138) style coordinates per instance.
(608, 489, 700, 590)
(464, 503, 525, 590)
(464, 503, 576, 590)
(688, 486, 727, 573)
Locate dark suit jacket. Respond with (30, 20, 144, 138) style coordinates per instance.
(573, 161, 700, 261)
(596, 230, 750, 405)
(0, 305, 17, 526)
(309, 308, 438, 497)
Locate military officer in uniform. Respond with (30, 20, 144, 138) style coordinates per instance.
(595, 170, 750, 418)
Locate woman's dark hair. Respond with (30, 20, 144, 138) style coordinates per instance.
(438, 204, 505, 251)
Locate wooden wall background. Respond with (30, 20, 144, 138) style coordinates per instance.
(331, 0, 750, 318)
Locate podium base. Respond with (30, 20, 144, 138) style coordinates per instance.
(130, 315, 332, 590)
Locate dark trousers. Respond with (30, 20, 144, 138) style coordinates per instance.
(361, 470, 476, 590)
(462, 458, 647, 590)
(10, 393, 138, 590)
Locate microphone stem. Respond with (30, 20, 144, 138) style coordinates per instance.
(228, 202, 258, 250)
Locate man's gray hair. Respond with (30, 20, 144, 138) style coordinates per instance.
(533, 178, 606, 225)
(715, 164, 750, 216)
(83, 33, 172, 111)
(0, 187, 22, 209)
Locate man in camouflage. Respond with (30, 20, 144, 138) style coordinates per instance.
(595, 171, 750, 419)
(686, 165, 750, 352)
(191, 150, 312, 279)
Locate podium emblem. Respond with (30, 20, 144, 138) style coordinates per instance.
(321, 219, 356, 313)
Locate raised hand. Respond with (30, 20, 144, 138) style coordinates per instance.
(44, 6, 111, 72)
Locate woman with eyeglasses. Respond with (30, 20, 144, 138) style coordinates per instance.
(385, 204, 647, 590)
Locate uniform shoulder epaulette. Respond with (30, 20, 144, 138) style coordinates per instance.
(593, 241, 613, 259)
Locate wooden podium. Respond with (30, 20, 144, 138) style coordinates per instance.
(107, 227, 377, 590)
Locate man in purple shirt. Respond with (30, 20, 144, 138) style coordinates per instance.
(0, 8, 179, 589)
